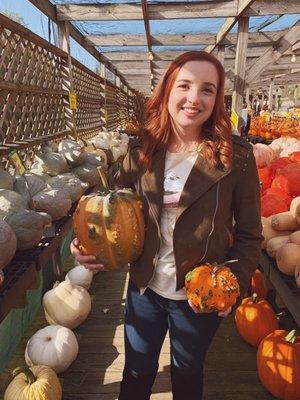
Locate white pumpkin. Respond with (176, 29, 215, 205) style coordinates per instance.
(58, 139, 84, 166)
(0, 220, 17, 272)
(32, 188, 72, 221)
(43, 280, 91, 329)
(46, 173, 88, 202)
(0, 189, 26, 219)
(25, 325, 78, 373)
(72, 163, 101, 187)
(253, 143, 275, 168)
(34, 151, 68, 176)
(4, 210, 51, 250)
(65, 264, 93, 290)
(14, 173, 46, 207)
(0, 168, 14, 190)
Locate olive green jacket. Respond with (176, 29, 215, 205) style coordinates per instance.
(115, 135, 263, 299)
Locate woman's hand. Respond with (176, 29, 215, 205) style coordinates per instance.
(188, 300, 232, 317)
(70, 238, 105, 272)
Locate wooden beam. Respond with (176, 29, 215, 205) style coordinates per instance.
(141, 0, 154, 89)
(86, 29, 286, 47)
(232, 17, 249, 125)
(217, 44, 225, 66)
(247, 21, 300, 83)
(56, 1, 299, 21)
(206, 0, 255, 53)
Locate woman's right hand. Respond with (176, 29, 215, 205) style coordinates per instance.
(70, 238, 105, 272)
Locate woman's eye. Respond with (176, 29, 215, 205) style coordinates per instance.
(203, 88, 214, 94)
(178, 84, 188, 89)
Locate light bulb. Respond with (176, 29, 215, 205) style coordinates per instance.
(291, 53, 296, 63)
(148, 51, 154, 61)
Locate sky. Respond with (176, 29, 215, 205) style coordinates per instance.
(1, 1, 299, 68)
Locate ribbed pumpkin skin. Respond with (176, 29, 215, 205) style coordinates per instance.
(4, 365, 62, 400)
(73, 188, 145, 269)
(257, 330, 300, 400)
(235, 296, 278, 347)
(185, 263, 240, 313)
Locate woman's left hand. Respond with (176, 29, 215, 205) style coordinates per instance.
(188, 300, 232, 317)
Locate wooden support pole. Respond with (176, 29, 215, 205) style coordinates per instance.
(58, 21, 77, 137)
(100, 63, 107, 130)
(245, 86, 250, 105)
(268, 78, 274, 111)
(231, 17, 249, 134)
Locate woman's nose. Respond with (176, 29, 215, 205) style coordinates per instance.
(187, 90, 200, 105)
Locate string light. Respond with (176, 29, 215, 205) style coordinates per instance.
(148, 51, 154, 61)
(291, 53, 296, 63)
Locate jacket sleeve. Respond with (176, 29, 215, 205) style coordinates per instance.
(227, 148, 263, 299)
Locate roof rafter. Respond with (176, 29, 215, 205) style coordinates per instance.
(56, 0, 299, 21)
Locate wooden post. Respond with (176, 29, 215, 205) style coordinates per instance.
(245, 86, 250, 105)
(217, 44, 225, 66)
(268, 78, 274, 111)
(58, 21, 77, 137)
(231, 17, 249, 134)
(100, 63, 107, 130)
(274, 87, 278, 111)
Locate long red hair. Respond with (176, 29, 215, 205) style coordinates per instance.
(140, 51, 232, 170)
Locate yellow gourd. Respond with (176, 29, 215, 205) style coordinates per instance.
(4, 365, 62, 400)
(270, 211, 300, 231)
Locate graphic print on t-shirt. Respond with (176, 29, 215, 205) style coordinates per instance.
(163, 170, 183, 208)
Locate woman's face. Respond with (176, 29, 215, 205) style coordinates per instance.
(167, 60, 219, 135)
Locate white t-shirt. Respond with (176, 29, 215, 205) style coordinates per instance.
(148, 150, 198, 300)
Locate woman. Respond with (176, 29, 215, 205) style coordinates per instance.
(71, 51, 263, 400)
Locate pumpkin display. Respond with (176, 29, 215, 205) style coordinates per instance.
(25, 325, 78, 373)
(264, 188, 292, 207)
(185, 262, 240, 313)
(235, 293, 278, 347)
(46, 173, 89, 202)
(0, 168, 14, 190)
(266, 235, 290, 259)
(289, 231, 300, 245)
(271, 163, 300, 197)
(0, 220, 17, 280)
(32, 188, 72, 221)
(270, 212, 300, 231)
(4, 365, 62, 400)
(250, 269, 268, 299)
(257, 329, 300, 400)
(43, 280, 91, 329)
(276, 243, 300, 276)
(14, 173, 46, 207)
(258, 167, 274, 192)
(0, 189, 26, 219)
(4, 210, 51, 251)
(261, 193, 289, 218)
(65, 264, 93, 290)
(261, 217, 292, 249)
(58, 139, 84, 166)
(34, 151, 68, 176)
(73, 169, 145, 269)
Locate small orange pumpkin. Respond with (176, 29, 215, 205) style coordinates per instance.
(250, 268, 268, 299)
(235, 293, 278, 347)
(257, 329, 300, 400)
(185, 261, 240, 313)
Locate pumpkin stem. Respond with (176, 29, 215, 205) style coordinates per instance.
(212, 259, 239, 273)
(252, 293, 259, 303)
(285, 329, 298, 344)
(12, 367, 36, 385)
(97, 166, 109, 189)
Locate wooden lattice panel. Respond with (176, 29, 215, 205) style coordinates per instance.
(0, 21, 68, 156)
(72, 60, 104, 132)
(118, 88, 129, 126)
(106, 84, 119, 131)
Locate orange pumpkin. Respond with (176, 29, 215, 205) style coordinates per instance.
(261, 193, 288, 218)
(257, 329, 300, 400)
(185, 262, 240, 313)
(73, 171, 145, 269)
(258, 167, 274, 193)
(264, 187, 292, 207)
(250, 268, 268, 299)
(235, 293, 278, 347)
(289, 151, 300, 163)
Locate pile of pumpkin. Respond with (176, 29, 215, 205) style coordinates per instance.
(87, 130, 129, 163)
(249, 116, 300, 140)
(252, 137, 300, 288)
(234, 269, 300, 400)
(3, 262, 94, 399)
(0, 138, 108, 283)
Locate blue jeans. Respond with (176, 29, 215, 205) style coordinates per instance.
(119, 280, 222, 400)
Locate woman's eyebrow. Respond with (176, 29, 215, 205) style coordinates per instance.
(176, 79, 217, 89)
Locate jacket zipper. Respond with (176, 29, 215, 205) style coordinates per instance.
(197, 180, 221, 264)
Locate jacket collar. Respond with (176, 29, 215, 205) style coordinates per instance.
(141, 146, 231, 222)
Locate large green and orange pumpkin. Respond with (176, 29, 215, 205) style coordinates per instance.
(235, 293, 278, 347)
(73, 171, 145, 269)
(257, 329, 300, 400)
(185, 262, 240, 313)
